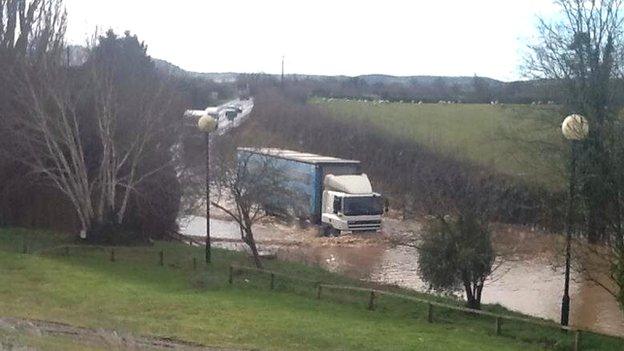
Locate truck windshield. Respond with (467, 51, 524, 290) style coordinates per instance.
(342, 196, 383, 216)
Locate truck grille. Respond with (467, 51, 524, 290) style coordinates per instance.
(347, 220, 381, 231)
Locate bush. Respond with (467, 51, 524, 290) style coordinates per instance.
(85, 214, 149, 246)
(417, 214, 494, 309)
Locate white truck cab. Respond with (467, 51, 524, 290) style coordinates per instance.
(320, 174, 383, 236)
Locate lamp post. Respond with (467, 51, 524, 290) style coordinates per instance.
(560, 114, 589, 326)
(198, 114, 218, 264)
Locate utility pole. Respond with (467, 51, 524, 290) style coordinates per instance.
(281, 55, 285, 88)
(197, 115, 218, 264)
(205, 132, 211, 264)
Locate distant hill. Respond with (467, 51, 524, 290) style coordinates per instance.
(67, 48, 513, 94)
(153, 59, 239, 83)
(357, 74, 503, 88)
(152, 58, 505, 88)
(66, 46, 550, 103)
(151, 59, 555, 103)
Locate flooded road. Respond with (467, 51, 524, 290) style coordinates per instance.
(179, 215, 624, 337)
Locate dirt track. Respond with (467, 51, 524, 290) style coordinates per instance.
(0, 317, 240, 351)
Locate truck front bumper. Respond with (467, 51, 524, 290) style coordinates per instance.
(346, 219, 382, 231)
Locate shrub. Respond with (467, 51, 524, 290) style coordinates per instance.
(417, 213, 494, 309)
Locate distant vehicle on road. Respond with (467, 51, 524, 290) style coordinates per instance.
(237, 148, 383, 236)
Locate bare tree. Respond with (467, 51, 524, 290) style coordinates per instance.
(0, 0, 69, 228)
(14, 61, 94, 236)
(526, 0, 624, 312)
(526, 0, 624, 243)
(8, 29, 182, 241)
(211, 144, 290, 268)
(0, 0, 66, 59)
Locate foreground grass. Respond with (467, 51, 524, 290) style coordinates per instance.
(313, 99, 566, 190)
(0, 228, 621, 350)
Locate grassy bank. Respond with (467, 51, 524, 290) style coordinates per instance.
(0, 228, 620, 350)
(313, 99, 565, 190)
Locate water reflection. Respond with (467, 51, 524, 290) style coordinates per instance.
(279, 243, 624, 336)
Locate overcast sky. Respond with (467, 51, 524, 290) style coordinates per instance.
(64, 0, 559, 81)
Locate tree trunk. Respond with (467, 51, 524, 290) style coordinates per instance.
(464, 281, 482, 310)
(243, 228, 263, 269)
(466, 298, 481, 310)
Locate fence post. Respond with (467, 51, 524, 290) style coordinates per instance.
(270, 273, 275, 290)
(573, 330, 581, 351)
(192, 257, 197, 270)
(427, 303, 433, 323)
(316, 284, 322, 299)
(495, 317, 502, 336)
(159, 250, 164, 266)
(110, 249, 115, 262)
(368, 290, 376, 310)
(228, 265, 234, 285)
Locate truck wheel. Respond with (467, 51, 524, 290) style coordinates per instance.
(321, 224, 332, 237)
(329, 228, 341, 237)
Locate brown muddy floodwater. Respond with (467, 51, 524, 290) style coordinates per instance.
(179, 215, 624, 337)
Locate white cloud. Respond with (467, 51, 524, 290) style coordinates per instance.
(64, 0, 559, 81)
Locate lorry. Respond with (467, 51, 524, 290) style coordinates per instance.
(237, 147, 383, 236)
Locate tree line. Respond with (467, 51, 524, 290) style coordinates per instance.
(0, 0, 225, 243)
(235, 72, 564, 104)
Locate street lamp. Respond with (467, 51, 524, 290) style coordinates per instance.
(560, 114, 589, 326)
(198, 114, 218, 264)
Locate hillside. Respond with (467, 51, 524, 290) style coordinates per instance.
(313, 99, 566, 190)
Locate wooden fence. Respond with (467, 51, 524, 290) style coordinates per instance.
(229, 264, 608, 351)
(15, 243, 620, 351)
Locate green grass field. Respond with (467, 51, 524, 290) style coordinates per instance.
(313, 99, 567, 190)
(0, 228, 621, 350)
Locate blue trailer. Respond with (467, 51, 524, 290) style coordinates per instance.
(237, 148, 362, 224)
